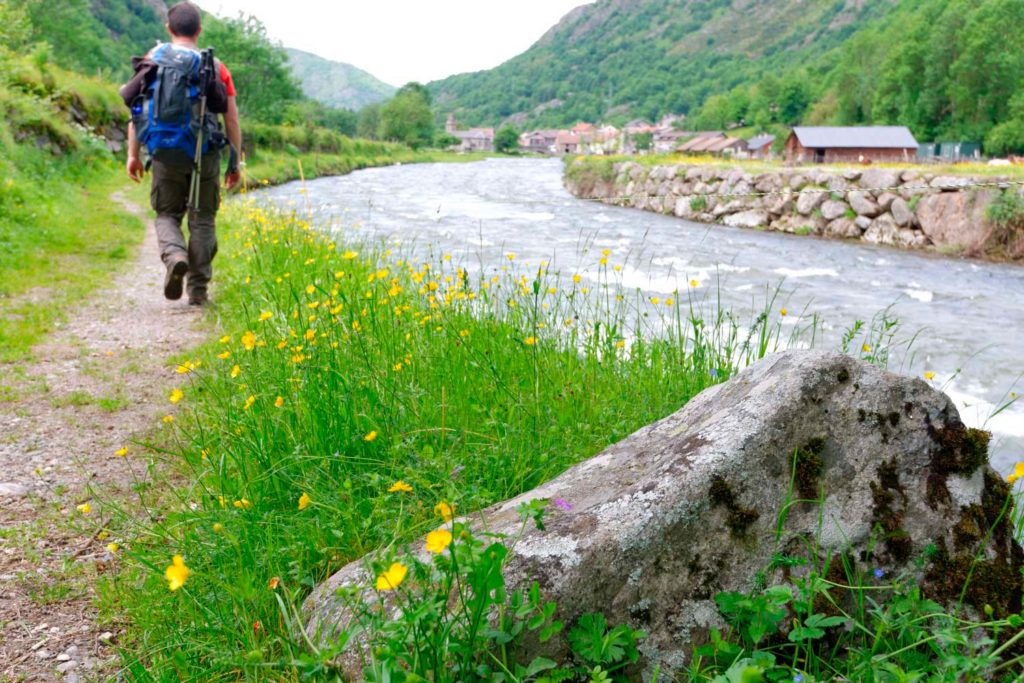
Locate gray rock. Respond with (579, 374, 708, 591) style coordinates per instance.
(825, 218, 860, 239)
(917, 190, 998, 251)
(848, 191, 881, 218)
(931, 176, 973, 191)
(876, 192, 899, 211)
(303, 351, 1020, 678)
(56, 660, 78, 674)
(855, 215, 873, 231)
(722, 210, 769, 229)
(860, 168, 902, 193)
(795, 189, 825, 215)
(820, 199, 850, 221)
(864, 214, 900, 245)
(890, 198, 916, 227)
(0, 482, 28, 497)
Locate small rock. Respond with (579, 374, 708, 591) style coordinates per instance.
(56, 660, 78, 674)
(930, 176, 972, 191)
(848, 191, 881, 218)
(97, 631, 116, 645)
(825, 218, 860, 239)
(0, 482, 28, 497)
(876, 192, 898, 210)
(795, 189, 825, 215)
(854, 215, 872, 231)
(35, 649, 51, 659)
(891, 198, 915, 227)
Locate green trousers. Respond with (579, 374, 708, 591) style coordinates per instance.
(150, 152, 220, 297)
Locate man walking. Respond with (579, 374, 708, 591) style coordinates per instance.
(124, 1, 242, 306)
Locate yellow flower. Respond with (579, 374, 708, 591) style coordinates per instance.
(175, 361, 195, 374)
(243, 395, 256, 411)
(506, 253, 515, 261)
(230, 364, 241, 378)
(162, 414, 174, 423)
(425, 528, 453, 554)
(615, 339, 626, 349)
(274, 396, 284, 408)
(165, 555, 191, 592)
(1007, 462, 1024, 484)
(169, 388, 184, 404)
(115, 447, 128, 458)
(459, 329, 470, 337)
(924, 371, 936, 380)
(572, 274, 581, 284)
(241, 331, 256, 351)
(298, 492, 312, 510)
(375, 562, 408, 591)
(524, 336, 537, 346)
(343, 250, 358, 260)
(268, 576, 280, 590)
(106, 543, 120, 554)
(97, 530, 110, 540)
(217, 351, 231, 360)
(219, 335, 231, 344)
(258, 311, 273, 321)
(233, 498, 252, 510)
(212, 522, 224, 533)
(862, 343, 872, 353)
(76, 502, 92, 515)
(388, 480, 413, 493)
(650, 297, 660, 305)
(780, 308, 788, 316)
(601, 248, 611, 256)
(690, 279, 700, 288)
(434, 501, 456, 521)
(364, 430, 378, 442)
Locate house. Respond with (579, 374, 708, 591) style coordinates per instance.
(445, 114, 495, 153)
(745, 134, 776, 159)
(784, 126, 918, 164)
(676, 131, 726, 152)
(703, 136, 747, 156)
(520, 130, 559, 155)
(653, 129, 690, 153)
(571, 122, 597, 137)
(555, 131, 582, 155)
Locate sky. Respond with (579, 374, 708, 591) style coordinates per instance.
(197, 1, 593, 86)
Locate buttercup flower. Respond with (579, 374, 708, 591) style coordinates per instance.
(268, 576, 280, 590)
(425, 528, 453, 554)
(298, 492, 311, 510)
(169, 388, 184, 404)
(274, 396, 284, 408)
(233, 498, 252, 510)
(258, 311, 273, 321)
(230, 365, 241, 378)
(115, 447, 128, 457)
(1007, 462, 1024, 484)
(363, 430, 378, 442)
(106, 543, 120, 554)
(434, 501, 455, 521)
(77, 502, 92, 515)
(165, 555, 191, 591)
(241, 331, 256, 350)
(862, 343, 872, 353)
(375, 562, 407, 591)
(388, 480, 413, 493)
(924, 371, 936, 380)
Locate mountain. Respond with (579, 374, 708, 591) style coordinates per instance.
(429, 0, 897, 128)
(286, 48, 395, 111)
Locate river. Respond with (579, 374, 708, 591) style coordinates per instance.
(255, 157, 1023, 475)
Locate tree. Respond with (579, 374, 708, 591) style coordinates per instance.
(357, 103, 381, 140)
(379, 83, 434, 149)
(633, 131, 653, 152)
(494, 126, 519, 154)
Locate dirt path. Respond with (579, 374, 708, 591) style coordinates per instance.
(0, 194, 208, 682)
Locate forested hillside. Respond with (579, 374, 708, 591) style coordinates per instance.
(286, 48, 395, 111)
(430, 0, 1024, 153)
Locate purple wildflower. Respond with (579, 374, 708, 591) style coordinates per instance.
(873, 568, 885, 579)
(553, 498, 572, 511)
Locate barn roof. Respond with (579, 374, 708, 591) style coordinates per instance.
(791, 126, 918, 149)
(747, 134, 775, 151)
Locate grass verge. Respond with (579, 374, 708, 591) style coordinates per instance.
(94, 201, 823, 679)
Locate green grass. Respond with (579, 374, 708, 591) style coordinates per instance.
(94, 202, 824, 679)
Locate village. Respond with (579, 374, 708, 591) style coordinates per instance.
(445, 113, 1003, 165)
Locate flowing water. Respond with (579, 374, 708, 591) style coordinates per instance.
(255, 157, 1024, 474)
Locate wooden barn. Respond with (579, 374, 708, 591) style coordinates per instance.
(784, 126, 919, 164)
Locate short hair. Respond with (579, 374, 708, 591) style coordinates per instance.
(167, 2, 202, 38)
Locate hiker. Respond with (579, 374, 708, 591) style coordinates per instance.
(122, 1, 242, 306)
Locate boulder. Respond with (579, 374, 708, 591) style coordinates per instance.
(931, 176, 973, 191)
(771, 215, 823, 235)
(864, 214, 900, 245)
(860, 168, 902, 193)
(825, 217, 861, 239)
(890, 198, 916, 227)
(917, 190, 998, 251)
(876, 192, 899, 211)
(796, 189, 826, 215)
(820, 199, 850, 221)
(848, 191, 881, 218)
(723, 210, 769, 229)
(303, 351, 1021, 678)
(855, 215, 873, 232)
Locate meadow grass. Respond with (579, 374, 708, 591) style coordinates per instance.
(94, 200, 827, 679)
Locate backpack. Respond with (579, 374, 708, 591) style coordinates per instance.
(130, 43, 226, 165)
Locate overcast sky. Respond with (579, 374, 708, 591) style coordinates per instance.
(196, 1, 592, 86)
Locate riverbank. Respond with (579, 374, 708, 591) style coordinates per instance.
(565, 157, 1024, 262)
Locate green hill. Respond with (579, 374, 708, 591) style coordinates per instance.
(429, 0, 896, 128)
(429, 0, 1024, 153)
(286, 47, 395, 111)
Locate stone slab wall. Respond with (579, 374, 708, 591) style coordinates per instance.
(565, 160, 1024, 258)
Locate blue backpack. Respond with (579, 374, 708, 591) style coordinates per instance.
(132, 43, 221, 164)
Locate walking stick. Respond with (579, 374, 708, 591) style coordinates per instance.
(187, 48, 215, 214)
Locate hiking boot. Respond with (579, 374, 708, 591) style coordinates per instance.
(164, 259, 188, 300)
(188, 291, 210, 307)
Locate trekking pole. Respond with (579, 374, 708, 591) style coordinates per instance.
(187, 48, 215, 214)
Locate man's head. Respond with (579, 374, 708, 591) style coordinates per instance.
(167, 1, 202, 40)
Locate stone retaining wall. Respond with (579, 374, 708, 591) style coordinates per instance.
(565, 160, 1024, 259)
